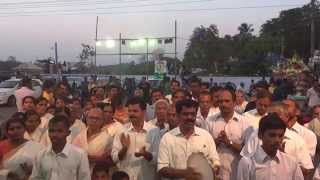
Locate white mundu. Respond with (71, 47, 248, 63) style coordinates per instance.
(238, 146, 303, 180)
(157, 127, 220, 180)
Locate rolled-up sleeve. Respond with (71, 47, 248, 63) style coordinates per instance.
(157, 134, 170, 172)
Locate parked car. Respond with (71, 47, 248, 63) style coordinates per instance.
(0, 77, 42, 106)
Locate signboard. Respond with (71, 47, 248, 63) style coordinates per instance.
(154, 59, 167, 80)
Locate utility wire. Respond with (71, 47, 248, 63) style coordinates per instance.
(0, 4, 304, 17)
(0, 0, 215, 10)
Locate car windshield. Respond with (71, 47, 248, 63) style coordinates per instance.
(0, 81, 18, 88)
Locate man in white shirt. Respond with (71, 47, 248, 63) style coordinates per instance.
(196, 91, 219, 131)
(101, 103, 124, 139)
(235, 89, 248, 114)
(158, 99, 220, 179)
(207, 89, 252, 180)
(241, 102, 314, 178)
(167, 104, 179, 130)
(146, 89, 164, 121)
(111, 97, 156, 180)
(188, 77, 201, 101)
(165, 80, 180, 104)
(243, 89, 272, 130)
(307, 80, 320, 108)
(171, 89, 187, 106)
(283, 99, 317, 158)
(30, 115, 91, 180)
(14, 77, 37, 112)
(149, 99, 170, 131)
(238, 113, 303, 180)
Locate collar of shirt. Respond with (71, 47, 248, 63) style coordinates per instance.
(248, 109, 265, 117)
(48, 143, 71, 158)
(216, 111, 241, 122)
(171, 126, 201, 137)
(255, 145, 281, 164)
(127, 121, 154, 133)
(289, 122, 301, 134)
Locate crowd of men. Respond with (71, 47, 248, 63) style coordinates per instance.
(1, 74, 320, 180)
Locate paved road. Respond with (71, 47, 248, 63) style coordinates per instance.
(0, 105, 17, 123)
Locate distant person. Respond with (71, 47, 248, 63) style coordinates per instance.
(30, 115, 91, 180)
(200, 82, 210, 92)
(188, 77, 201, 101)
(165, 80, 180, 104)
(14, 77, 36, 112)
(92, 163, 109, 180)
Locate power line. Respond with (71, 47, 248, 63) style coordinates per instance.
(0, 4, 305, 17)
(0, 0, 215, 10)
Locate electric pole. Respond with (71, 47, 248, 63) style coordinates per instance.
(311, 0, 316, 56)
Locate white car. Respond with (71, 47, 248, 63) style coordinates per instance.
(0, 78, 43, 106)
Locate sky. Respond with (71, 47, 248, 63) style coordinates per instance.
(0, 0, 309, 65)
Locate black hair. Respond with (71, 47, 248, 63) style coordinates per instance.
(48, 114, 70, 129)
(199, 91, 212, 100)
(55, 107, 71, 117)
(188, 76, 201, 85)
(151, 88, 164, 96)
(201, 82, 210, 89)
(36, 97, 48, 105)
(111, 95, 124, 109)
(220, 88, 236, 101)
(97, 103, 116, 113)
(92, 163, 109, 175)
(175, 99, 199, 114)
(210, 86, 223, 94)
(20, 77, 32, 87)
(25, 110, 41, 122)
(126, 97, 146, 111)
(22, 96, 36, 105)
(256, 89, 272, 100)
(171, 79, 180, 86)
(5, 117, 25, 132)
(43, 79, 54, 90)
(258, 113, 286, 137)
(112, 171, 129, 180)
(172, 89, 186, 97)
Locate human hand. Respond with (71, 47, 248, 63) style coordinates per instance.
(120, 133, 130, 149)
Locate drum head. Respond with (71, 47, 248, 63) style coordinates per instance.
(187, 153, 214, 180)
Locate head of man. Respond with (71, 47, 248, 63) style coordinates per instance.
(48, 115, 70, 146)
(176, 99, 199, 131)
(312, 105, 320, 120)
(218, 89, 236, 116)
(167, 104, 179, 129)
(172, 89, 186, 105)
(188, 77, 201, 99)
(102, 103, 115, 122)
(35, 97, 48, 116)
(151, 89, 164, 104)
(22, 96, 36, 112)
(256, 89, 272, 116)
(87, 108, 105, 131)
(235, 89, 246, 105)
(126, 97, 146, 125)
(200, 82, 210, 92)
(258, 113, 286, 157)
(267, 102, 290, 126)
(170, 80, 180, 94)
(95, 87, 105, 100)
(108, 85, 120, 99)
(199, 92, 212, 115)
(155, 99, 169, 123)
(20, 77, 32, 89)
(210, 86, 222, 107)
(282, 99, 300, 126)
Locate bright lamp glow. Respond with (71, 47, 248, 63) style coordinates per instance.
(137, 39, 146, 46)
(105, 40, 115, 48)
(96, 41, 102, 46)
(149, 39, 157, 47)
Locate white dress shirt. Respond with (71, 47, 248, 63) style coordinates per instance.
(111, 121, 156, 180)
(235, 101, 248, 114)
(102, 120, 124, 138)
(30, 143, 91, 180)
(157, 127, 220, 180)
(165, 94, 172, 104)
(241, 129, 314, 170)
(307, 87, 320, 108)
(207, 112, 252, 180)
(243, 109, 266, 130)
(68, 119, 87, 143)
(289, 122, 317, 158)
(238, 146, 303, 180)
(195, 107, 219, 131)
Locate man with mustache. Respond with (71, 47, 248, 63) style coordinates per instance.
(158, 99, 220, 180)
(237, 113, 303, 180)
(207, 88, 251, 180)
(111, 97, 156, 180)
